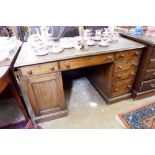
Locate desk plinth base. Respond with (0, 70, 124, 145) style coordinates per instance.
(101, 93, 132, 104)
(132, 89, 155, 100)
(88, 77, 131, 104)
(34, 109, 68, 124)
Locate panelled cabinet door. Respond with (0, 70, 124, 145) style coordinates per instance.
(23, 72, 66, 116)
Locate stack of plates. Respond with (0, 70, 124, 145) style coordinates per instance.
(0, 51, 10, 62)
(0, 37, 15, 62)
(0, 37, 15, 52)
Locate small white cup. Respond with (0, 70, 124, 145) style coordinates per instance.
(74, 36, 83, 50)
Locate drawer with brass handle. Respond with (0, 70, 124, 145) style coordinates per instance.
(113, 68, 137, 81)
(148, 58, 155, 69)
(116, 49, 141, 61)
(114, 58, 139, 73)
(19, 62, 59, 77)
(143, 69, 155, 80)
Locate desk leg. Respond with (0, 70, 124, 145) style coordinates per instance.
(10, 82, 30, 121)
(9, 71, 30, 122)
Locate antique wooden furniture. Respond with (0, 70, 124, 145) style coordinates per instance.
(14, 37, 145, 123)
(0, 38, 29, 121)
(121, 32, 155, 99)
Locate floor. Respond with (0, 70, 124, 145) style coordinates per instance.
(1, 77, 155, 128)
(0, 98, 24, 126)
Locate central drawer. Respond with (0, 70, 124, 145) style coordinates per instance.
(59, 54, 114, 71)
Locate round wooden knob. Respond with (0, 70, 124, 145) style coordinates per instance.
(150, 84, 155, 88)
(117, 75, 121, 78)
(65, 62, 70, 69)
(118, 66, 122, 69)
(128, 85, 132, 88)
(131, 72, 135, 76)
(134, 52, 139, 56)
(115, 88, 119, 92)
(27, 69, 32, 75)
(107, 56, 113, 60)
(120, 54, 125, 58)
(132, 63, 137, 67)
(50, 65, 55, 71)
(153, 72, 155, 75)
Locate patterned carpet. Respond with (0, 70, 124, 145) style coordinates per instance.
(117, 101, 155, 129)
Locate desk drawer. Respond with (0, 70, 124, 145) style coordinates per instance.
(59, 54, 114, 71)
(111, 78, 134, 97)
(114, 58, 139, 73)
(113, 68, 137, 81)
(144, 69, 155, 80)
(141, 79, 155, 91)
(19, 62, 59, 77)
(148, 58, 155, 69)
(116, 49, 141, 61)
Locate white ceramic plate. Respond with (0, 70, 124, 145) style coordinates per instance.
(0, 38, 15, 52)
(60, 37, 74, 49)
(86, 41, 96, 46)
(34, 50, 48, 56)
(0, 37, 10, 44)
(94, 36, 101, 41)
(50, 47, 64, 53)
(61, 43, 74, 49)
(98, 42, 110, 47)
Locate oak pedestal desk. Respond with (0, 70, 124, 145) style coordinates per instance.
(121, 32, 155, 99)
(14, 37, 145, 123)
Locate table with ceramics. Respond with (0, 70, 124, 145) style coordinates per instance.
(0, 37, 29, 121)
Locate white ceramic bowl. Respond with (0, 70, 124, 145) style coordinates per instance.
(60, 37, 74, 48)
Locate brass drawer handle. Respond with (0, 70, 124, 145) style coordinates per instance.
(65, 62, 70, 69)
(130, 72, 135, 76)
(150, 84, 155, 88)
(128, 85, 132, 88)
(27, 69, 32, 75)
(49, 65, 55, 71)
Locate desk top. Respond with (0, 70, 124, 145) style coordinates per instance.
(14, 37, 145, 68)
(121, 31, 155, 46)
